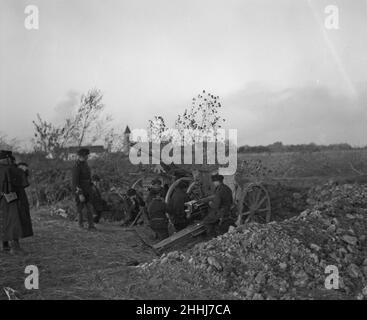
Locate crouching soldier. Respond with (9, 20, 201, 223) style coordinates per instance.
(203, 174, 234, 237)
(147, 188, 169, 241)
(121, 188, 145, 226)
(72, 148, 96, 231)
(146, 178, 165, 206)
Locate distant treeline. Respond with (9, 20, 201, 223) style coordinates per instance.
(238, 142, 366, 154)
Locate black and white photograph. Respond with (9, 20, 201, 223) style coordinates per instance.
(1, 0, 367, 306)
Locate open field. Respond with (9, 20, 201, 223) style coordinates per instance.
(238, 149, 367, 178)
(1, 149, 367, 300)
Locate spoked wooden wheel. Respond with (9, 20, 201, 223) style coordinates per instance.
(131, 177, 144, 190)
(186, 181, 205, 201)
(236, 183, 271, 225)
(131, 177, 147, 198)
(165, 177, 193, 204)
(131, 176, 162, 199)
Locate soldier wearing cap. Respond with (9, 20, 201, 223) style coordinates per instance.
(203, 173, 234, 237)
(72, 148, 96, 230)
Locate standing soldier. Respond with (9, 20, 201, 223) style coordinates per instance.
(12, 162, 33, 239)
(167, 180, 189, 231)
(203, 174, 234, 237)
(0, 150, 23, 254)
(72, 148, 96, 231)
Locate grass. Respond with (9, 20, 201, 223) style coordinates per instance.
(238, 149, 367, 178)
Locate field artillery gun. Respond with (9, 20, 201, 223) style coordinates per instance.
(129, 161, 272, 253)
(153, 178, 271, 253)
(127, 166, 215, 252)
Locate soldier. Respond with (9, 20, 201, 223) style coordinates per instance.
(167, 180, 189, 231)
(121, 188, 145, 226)
(12, 162, 33, 239)
(0, 150, 23, 254)
(203, 174, 234, 237)
(145, 178, 164, 206)
(147, 188, 169, 241)
(72, 148, 96, 231)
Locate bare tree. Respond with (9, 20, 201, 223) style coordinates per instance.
(32, 114, 66, 156)
(70, 89, 106, 146)
(32, 88, 111, 157)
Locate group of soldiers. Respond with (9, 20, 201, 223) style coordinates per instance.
(1, 147, 235, 253)
(0, 150, 33, 254)
(72, 148, 235, 241)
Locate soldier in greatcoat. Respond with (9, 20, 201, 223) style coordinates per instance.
(72, 148, 96, 230)
(0, 150, 23, 254)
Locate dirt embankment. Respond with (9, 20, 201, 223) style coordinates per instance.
(129, 182, 367, 300)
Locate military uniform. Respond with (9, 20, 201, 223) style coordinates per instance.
(124, 191, 145, 225)
(11, 164, 33, 238)
(167, 188, 189, 231)
(145, 187, 165, 207)
(147, 196, 168, 241)
(203, 182, 234, 236)
(72, 157, 95, 229)
(0, 151, 22, 251)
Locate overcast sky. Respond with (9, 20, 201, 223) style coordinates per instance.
(1, 0, 367, 147)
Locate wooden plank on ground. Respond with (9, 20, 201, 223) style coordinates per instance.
(153, 222, 206, 252)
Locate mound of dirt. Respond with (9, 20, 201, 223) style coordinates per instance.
(135, 182, 367, 300)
